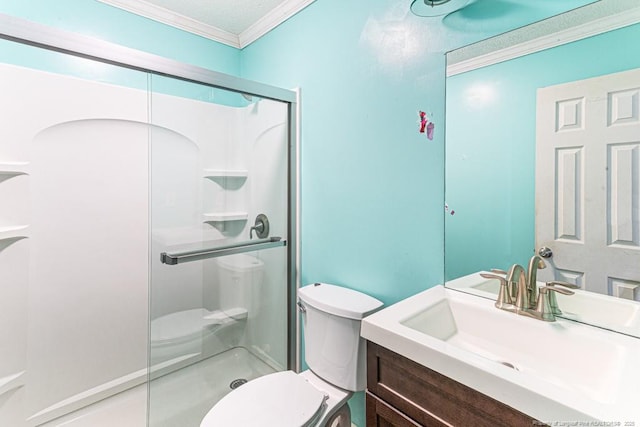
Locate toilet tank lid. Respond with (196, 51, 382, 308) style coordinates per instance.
(298, 283, 383, 320)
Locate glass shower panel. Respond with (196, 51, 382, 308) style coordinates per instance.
(148, 75, 290, 426)
(0, 39, 150, 426)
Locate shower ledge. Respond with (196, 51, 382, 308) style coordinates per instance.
(203, 169, 248, 178)
(203, 212, 248, 222)
(0, 371, 25, 398)
(0, 161, 30, 176)
(0, 225, 29, 241)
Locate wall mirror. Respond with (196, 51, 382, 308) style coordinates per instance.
(444, 0, 640, 338)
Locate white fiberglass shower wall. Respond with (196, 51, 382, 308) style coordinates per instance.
(0, 24, 295, 427)
(0, 61, 150, 426)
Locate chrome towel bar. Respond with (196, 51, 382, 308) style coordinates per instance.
(160, 237, 285, 265)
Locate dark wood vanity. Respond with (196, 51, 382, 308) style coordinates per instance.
(365, 341, 544, 427)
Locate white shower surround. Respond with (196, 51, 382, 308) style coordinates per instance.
(0, 62, 288, 426)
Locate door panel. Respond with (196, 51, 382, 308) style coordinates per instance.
(536, 68, 640, 300)
(148, 76, 290, 426)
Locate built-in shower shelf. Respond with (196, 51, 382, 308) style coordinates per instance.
(202, 212, 248, 222)
(203, 169, 248, 179)
(0, 225, 29, 241)
(0, 161, 30, 176)
(203, 307, 248, 324)
(0, 371, 25, 397)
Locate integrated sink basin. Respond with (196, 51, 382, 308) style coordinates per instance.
(361, 285, 640, 423)
(448, 272, 640, 338)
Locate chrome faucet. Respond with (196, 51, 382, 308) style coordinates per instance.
(484, 258, 575, 322)
(507, 264, 529, 311)
(526, 255, 546, 309)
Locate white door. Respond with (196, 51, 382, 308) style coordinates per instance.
(536, 68, 640, 300)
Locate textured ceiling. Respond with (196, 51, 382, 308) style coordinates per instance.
(142, 0, 288, 34)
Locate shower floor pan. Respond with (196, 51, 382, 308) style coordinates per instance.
(40, 347, 276, 427)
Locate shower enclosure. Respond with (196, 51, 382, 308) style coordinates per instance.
(0, 15, 297, 427)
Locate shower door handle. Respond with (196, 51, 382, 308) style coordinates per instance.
(160, 236, 285, 265)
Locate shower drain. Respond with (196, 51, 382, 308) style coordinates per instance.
(229, 378, 248, 389)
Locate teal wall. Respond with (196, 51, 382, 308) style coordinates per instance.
(0, 0, 600, 425)
(238, 0, 598, 303)
(238, 1, 595, 424)
(242, 1, 449, 306)
(445, 22, 640, 280)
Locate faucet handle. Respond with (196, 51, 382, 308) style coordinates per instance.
(480, 273, 514, 311)
(546, 280, 579, 289)
(546, 282, 578, 314)
(490, 268, 508, 275)
(539, 284, 575, 317)
(540, 285, 575, 296)
(480, 273, 508, 283)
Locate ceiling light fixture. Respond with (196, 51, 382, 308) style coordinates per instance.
(410, 0, 471, 17)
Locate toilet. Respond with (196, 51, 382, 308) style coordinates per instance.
(200, 282, 383, 427)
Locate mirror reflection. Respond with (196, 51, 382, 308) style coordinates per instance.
(444, 1, 640, 337)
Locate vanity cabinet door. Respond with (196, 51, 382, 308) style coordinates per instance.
(366, 341, 542, 427)
(366, 391, 426, 427)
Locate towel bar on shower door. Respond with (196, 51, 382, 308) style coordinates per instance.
(160, 237, 286, 265)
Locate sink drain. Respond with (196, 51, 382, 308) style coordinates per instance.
(499, 361, 518, 371)
(229, 378, 248, 389)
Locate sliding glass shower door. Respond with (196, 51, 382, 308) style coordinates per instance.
(147, 76, 293, 426)
(0, 15, 296, 427)
(0, 39, 152, 427)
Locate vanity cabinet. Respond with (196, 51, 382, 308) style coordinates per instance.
(366, 341, 543, 427)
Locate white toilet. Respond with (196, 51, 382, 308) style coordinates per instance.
(200, 282, 383, 427)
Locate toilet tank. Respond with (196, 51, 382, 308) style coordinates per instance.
(298, 283, 383, 391)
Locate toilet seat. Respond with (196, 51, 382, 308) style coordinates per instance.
(200, 371, 327, 427)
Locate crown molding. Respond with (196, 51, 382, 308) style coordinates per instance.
(97, 0, 239, 48)
(98, 0, 316, 50)
(446, 8, 640, 77)
(238, 0, 315, 48)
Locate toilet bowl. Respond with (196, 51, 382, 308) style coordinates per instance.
(200, 283, 383, 427)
